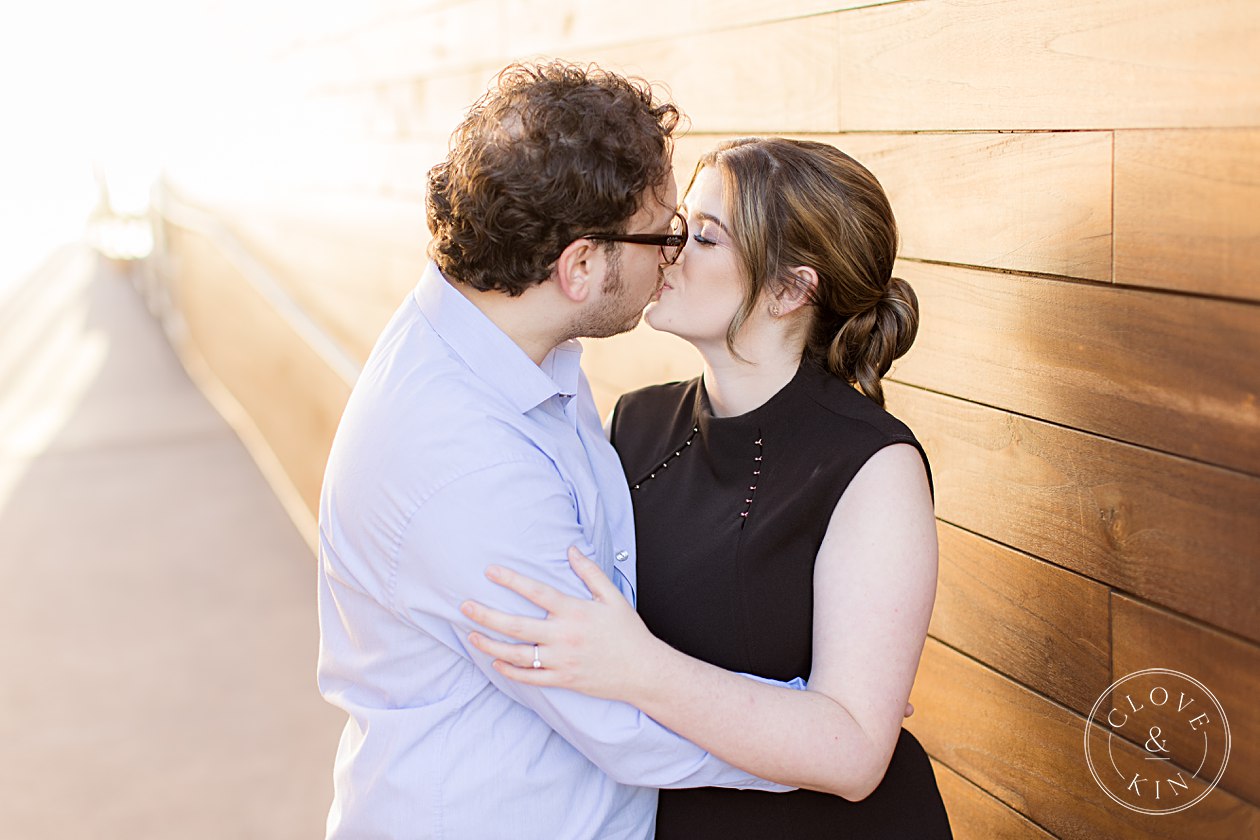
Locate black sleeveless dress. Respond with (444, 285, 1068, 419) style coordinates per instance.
(609, 361, 952, 839)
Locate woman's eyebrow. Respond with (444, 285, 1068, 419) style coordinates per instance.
(678, 201, 732, 236)
(694, 211, 732, 237)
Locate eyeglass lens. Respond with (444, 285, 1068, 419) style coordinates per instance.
(662, 213, 686, 264)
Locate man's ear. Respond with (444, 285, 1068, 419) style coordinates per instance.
(774, 266, 819, 315)
(553, 238, 601, 304)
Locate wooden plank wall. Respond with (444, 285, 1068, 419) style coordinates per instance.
(157, 1, 1260, 837)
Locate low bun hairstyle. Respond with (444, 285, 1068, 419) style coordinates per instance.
(822, 275, 918, 409)
(699, 138, 918, 407)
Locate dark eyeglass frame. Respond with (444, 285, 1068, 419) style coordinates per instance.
(577, 212, 688, 265)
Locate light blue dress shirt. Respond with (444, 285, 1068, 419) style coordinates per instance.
(317, 263, 790, 840)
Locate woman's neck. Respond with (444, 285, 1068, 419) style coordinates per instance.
(699, 346, 803, 418)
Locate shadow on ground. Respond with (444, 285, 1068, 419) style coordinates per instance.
(0, 243, 341, 839)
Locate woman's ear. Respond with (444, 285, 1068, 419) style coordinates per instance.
(553, 238, 599, 304)
(773, 266, 818, 315)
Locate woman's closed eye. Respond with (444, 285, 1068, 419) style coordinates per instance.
(692, 232, 717, 246)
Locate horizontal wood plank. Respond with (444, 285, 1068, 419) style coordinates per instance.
(889, 261, 1260, 477)
(883, 382, 1260, 641)
(841, 131, 1112, 280)
(277, 1, 907, 91)
(836, 0, 1260, 130)
(1111, 593, 1260, 806)
(290, 16, 845, 135)
(929, 522, 1110, 714)
(287, 0, 1260, 132)
(673, 131, 1113, 280)
(1114, 129, 1260, 301)
(929, 759, 1055, 840)
(908, 639, 1260, 838)
(569, 15, 842, 134)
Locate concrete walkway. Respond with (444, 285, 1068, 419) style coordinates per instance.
(0, 243, 342, 838)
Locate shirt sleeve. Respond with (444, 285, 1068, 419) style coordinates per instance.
(390, 454, 794, 792)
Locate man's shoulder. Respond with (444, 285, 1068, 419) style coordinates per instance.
(338, 374, 542, 473)
(325, 331, 555, 503)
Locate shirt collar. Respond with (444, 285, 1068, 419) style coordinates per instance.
(413, 261, 582, 413)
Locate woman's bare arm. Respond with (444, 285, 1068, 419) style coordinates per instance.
(463, 442, 937, 799)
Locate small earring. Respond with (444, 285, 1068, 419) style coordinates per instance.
(769, 304, 781, 317)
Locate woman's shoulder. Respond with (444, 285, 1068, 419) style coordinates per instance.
(609, 377, 701, 454)
(799, 365, 912, 437)
(798, 364, 933, 494)
(614, 377, 699, 421)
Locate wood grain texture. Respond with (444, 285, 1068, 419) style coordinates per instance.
(297, 15, 846, 136)
(673, 131, 1113, 280)
(929, 522, 1109, 714)
(162, 224, 351, 514)
(890, 260, 1260, 477)
(278, 0, 908, 91)
(569, 15, 843, 134)
(883, 382, 1260, 641)
(929, 759, 1055, 840)
(1111, 594, 1260, 806)
(1115, 129, 1260, 300)
(908, 639, 1260, 839)
(836, 0, 1260, 130)
(842, 131, 1112, 280)
(206, 194, 429, 364)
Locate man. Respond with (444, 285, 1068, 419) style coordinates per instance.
(316, 62, 791, 839)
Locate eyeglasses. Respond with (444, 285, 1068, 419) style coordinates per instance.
(577, 212, 688, 265)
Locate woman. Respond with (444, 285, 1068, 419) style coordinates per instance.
(462, 137, 952, 837)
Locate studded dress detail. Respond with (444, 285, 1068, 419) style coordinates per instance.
(610, 361, 952, 839)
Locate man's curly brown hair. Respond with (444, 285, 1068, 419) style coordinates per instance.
(425, 61, 681, 296)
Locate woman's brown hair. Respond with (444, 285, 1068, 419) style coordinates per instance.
(696, 137, 917, 408)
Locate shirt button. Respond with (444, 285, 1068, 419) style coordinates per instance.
(615, 550, 629, 562)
